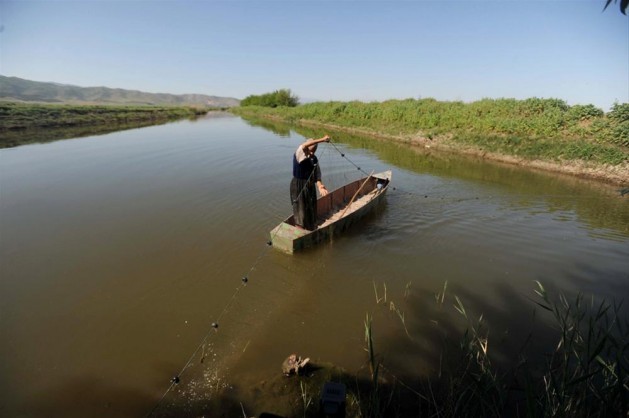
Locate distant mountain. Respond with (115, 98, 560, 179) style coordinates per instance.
(0, 76, 240, 107)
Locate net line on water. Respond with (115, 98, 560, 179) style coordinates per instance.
(146, 139, 375, 416)
(146, 211, 290, 415)
(387, 186, 629, 223)
(392, 185, 629, 203)
(145, 275, 249, 416)
(146, 215, 286, 417)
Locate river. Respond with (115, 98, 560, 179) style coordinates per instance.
(1, 113, 627, 417)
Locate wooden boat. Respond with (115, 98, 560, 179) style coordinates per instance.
(270, 170, 392, 254)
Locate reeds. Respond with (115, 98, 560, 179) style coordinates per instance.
(364, 313, 379, 385)
(362, 313, 396, 417)
(358, 281, 628, 417)
(525, 281, 629, 417)
(299, 381, 313, 418)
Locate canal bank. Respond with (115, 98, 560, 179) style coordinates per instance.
(231, 100, 629, 187)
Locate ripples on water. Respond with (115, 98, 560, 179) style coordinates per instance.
(0, 114, 627, 417)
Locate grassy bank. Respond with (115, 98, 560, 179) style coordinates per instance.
(231, 98, 629, 184)
(0, 102, 220, 148)
(0, 101, 214, 131)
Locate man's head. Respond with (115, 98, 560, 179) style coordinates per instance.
(307, 144, 318, 155)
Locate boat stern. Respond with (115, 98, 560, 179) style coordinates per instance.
(269, 222, 311, 254)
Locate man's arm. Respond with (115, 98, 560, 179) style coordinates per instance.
(300, 134, 330, 150)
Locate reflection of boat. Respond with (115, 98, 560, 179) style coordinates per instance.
(270, 170, 392, 254)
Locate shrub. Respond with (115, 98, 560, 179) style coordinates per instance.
(608, 102, 629, 123)
(567, 104, 604, 121)
(240, 89, 299, 107)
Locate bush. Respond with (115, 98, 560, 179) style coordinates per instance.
(609, 121, 629, 147)
(567, 104, 604, 121)
(608, 102, 629, 123)
(240, 89, 299, 107)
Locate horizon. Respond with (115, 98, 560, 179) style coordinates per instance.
(0, 75, 242, 99)
(1, 1, 627, 111)
(3, 74, 628, 110)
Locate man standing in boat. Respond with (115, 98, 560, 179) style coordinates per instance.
(291, 135, 330, 230)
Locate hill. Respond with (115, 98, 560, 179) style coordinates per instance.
(0, 76, 240, 107)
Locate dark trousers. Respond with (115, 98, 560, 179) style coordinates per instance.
(290, 177, 317, 230)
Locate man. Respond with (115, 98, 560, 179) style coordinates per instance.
(290, 135, 330, 230)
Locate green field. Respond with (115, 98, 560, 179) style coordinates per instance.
(0, 102, 221, 148)
(232, 98, 629, 167)
(0, 102, 213, 130)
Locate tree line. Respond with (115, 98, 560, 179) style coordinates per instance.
(240, 89, 299, 108)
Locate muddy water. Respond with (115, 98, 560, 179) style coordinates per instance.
(1, 113, 627, 417)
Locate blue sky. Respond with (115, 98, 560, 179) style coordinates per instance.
(1, 0, 627, 110)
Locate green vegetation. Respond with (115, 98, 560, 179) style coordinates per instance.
(0, 102, 218, 147)
(240, 88, 299, 107)
(0, 102, 211, 130)
(232, 98, 629, 167)
(348, 282, 629, 417)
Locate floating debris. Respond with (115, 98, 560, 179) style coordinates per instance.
(282, 354, 310, 376)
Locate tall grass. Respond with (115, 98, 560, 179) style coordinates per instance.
(363, 313, 396, 417)
(359, 282, 628, 417)
(527, 281, 629, 417)
(231, 98, 629, 166)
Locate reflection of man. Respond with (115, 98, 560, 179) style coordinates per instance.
(290, 135, 330, 230)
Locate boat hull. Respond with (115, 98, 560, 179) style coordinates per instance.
(270, 171, 392, 254)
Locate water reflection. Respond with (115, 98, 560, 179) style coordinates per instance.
(239, 115, 292, 137)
